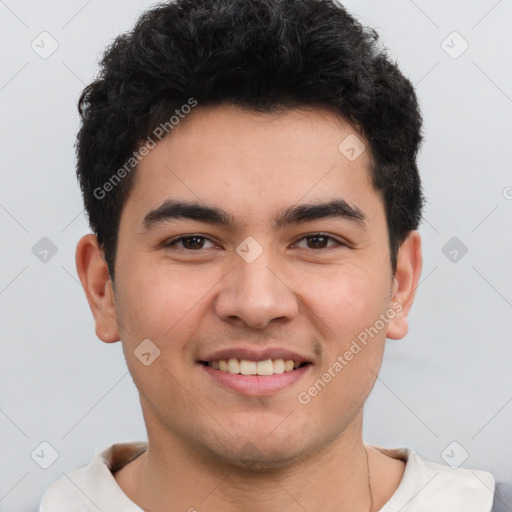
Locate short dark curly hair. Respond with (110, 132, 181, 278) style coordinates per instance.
(76, 0, 424, 281)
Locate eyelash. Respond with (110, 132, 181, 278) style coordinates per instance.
(162, 233, 347, 251)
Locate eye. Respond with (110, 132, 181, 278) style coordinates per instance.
(293, 233, 345, 250)
(162, 235, 216, 250)
(162, 233, 346, 251)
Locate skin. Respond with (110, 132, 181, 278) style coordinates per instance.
(76, 104, 422, 512)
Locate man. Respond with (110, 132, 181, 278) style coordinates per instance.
(40, 0, 495, 510)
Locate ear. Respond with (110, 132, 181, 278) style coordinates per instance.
(386, 230, 422, 340)
(75, 233, 120, 343)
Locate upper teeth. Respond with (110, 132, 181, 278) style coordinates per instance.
(208, 358, 301, 375)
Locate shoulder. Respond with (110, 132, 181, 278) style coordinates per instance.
(39, 464, 92, 512)
(372, 445, 495, 512)
(39, 441, 147, 512)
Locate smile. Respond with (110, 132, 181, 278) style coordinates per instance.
(198, 359, 313, 396)
(201, 358, 309, 375)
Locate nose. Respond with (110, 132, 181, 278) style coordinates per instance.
(214, 246, 299, 329)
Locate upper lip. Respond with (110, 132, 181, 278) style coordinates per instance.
(198, 347, 313, 364)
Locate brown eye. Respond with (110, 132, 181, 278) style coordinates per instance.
(306, 235, 329, 249)
(181, 236, 205, 249)
(294, 233, 343, 250)
(164, 235, 215, 250)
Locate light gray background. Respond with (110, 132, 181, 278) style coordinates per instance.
(1, 1, 511, 510)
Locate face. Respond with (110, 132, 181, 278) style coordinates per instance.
(77, 104, 421, 470)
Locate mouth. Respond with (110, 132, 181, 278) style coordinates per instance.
(199, 358, 311, 375)
(197, 358, 313, 396)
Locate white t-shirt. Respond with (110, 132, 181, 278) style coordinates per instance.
(39, 441, 495, 512)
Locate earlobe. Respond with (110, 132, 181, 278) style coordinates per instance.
(75, 233, 120, 343)
(386, 230, 422, 340)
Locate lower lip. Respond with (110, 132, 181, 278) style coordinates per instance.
(199, 363, 312, 396)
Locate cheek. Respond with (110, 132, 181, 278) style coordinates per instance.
(116, 261, 224, 341)
(305, 265, 389, 333)
(302, 265, 389, 389)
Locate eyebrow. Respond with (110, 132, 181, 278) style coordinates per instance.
(142, 198, 366, 231)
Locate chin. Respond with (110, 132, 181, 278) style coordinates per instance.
(227, 444, 306, 472)
(201, 428, 315, 472)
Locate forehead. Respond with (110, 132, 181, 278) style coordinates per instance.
(123, 104, 380, 227)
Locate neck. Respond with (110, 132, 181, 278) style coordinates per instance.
(115, 412, 381, 512)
